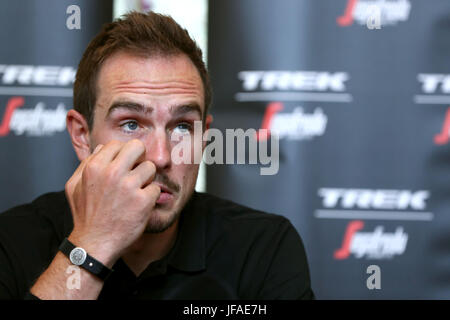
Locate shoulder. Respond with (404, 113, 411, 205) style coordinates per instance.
(193, 192, 298, 244)
(194, 191, 293, 223)
(0, 191, 71, 298)
(0, 191, 68, 225)
(0, 191, 71, 250)
(192, 193, 313, 299)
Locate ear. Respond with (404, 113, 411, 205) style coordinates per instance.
(66, 109, 92, 161)
(202, 114, 213, 150)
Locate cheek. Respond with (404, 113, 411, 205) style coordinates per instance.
(170, 133, 203, 165)
(175, 163, 199, 187)
(90, 123, 117, 144)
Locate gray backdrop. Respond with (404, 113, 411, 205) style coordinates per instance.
(207, 0, 450, 299)
(0, 0, 112, 213)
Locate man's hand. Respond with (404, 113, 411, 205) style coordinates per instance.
(30, 139, 160, 300)
(65, 139, 161, 267)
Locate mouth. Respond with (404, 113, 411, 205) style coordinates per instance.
(155, 183, 175, 205)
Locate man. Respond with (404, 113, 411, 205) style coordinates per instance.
(0, 11, 314, 300)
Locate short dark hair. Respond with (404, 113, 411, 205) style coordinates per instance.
(73, 11, 211, 130)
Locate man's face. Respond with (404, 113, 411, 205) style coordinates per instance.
(88, 51, 207, 233)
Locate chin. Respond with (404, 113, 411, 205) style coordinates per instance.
(145, 210, 179, 233)
(144, 188, 194, 233)
(144, 201, 181, 234)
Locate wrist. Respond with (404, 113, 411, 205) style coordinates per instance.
(60, 237, 115, 282)
(67, 233, 118, 268)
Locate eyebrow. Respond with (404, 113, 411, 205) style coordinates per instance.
(106, 100, 203, 119)
(106, 101, 152, 119)
(171, 103, 203, 119)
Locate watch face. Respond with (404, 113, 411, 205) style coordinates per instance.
(69, 247, 87, 266)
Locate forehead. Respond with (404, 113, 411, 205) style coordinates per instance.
(96, 51, 205, 113)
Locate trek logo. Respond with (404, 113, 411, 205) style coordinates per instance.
(334, 220, 408, 260)
(318, 188, 429, 210)
(236, 70, 352, 103)
(0, 65, 76, 86)
(256, 102, 327, 141)
(0, 97, 68, 137)
(238, 71, 349, 92)
(337, 0, 411, 27)
(417, 74, 450, 94)
(414, 73, 450, 105)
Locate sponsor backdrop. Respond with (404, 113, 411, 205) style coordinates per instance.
(0, 1, 113, 212)
(207, 0, 450, 298)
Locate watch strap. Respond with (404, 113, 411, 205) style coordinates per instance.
(59, 238, 113, 281)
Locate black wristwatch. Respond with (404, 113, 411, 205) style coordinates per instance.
(59, 238, 113, 281)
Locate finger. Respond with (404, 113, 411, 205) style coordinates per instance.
(92, 144, 103, 154)
(142, 183, 161, 203)
(69, 144, 104, 186)
(129, 161, 156, 188)
(112, 139, 146, 174)
(90, 140, 125, 165)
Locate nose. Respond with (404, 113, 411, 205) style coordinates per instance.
(143, 128, 171, 170)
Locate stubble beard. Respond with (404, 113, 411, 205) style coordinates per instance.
(144, 189, 194, 234)
(144, 205, 181, 233)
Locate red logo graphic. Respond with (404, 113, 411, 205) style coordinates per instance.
(255, 102, 283, 141)
(334, 220, 408, 260)
(434, 107, 450, 145)
(334, 220, 364, 260)
(337, 0, 411, 28)
(255, 102, 328, 141)
(0, 97, 24, 137)
(337, 0, 359, 26)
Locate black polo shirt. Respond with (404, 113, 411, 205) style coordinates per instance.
(0, 191, 314, 300)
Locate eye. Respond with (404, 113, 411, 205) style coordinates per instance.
(174, 122, 193, 134)
(120, 120, 139, 133)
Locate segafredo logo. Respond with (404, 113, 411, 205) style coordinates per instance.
(235, 70, 352, 103)
(334, 220, 408, 260)
(434, 107, 450, 145)
(0, 97, 68, 137)
(255, 102, 328, 141)
(337, 0, 411, 28)
(0, 65, 74, 137)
